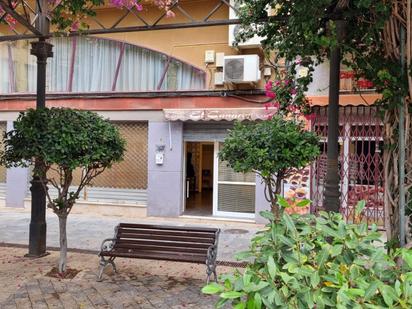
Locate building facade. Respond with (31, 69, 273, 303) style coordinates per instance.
(0, 0, 382, 224)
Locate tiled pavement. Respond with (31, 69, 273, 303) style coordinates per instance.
(0, 208, 262, 262)
(1, 272, 220, 309)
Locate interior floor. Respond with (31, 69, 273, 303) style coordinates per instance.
(184, 189, 213, 216)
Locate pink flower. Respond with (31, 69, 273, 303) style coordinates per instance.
(284, 79, 291, 86)
(274, 80, 281, 86)
(265, 91, 276, 99)
(166, 10, 175, 18)
(304, 113, 316, 121)
(290, 88, 297, 95)
(265, 80, 273, 91)
(70, 20, 80, 31)
(136, 3, 143, 11)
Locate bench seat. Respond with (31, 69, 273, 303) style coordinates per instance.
(97, 223, 220, 282)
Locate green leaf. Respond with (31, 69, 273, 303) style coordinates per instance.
(310, 272, 320, 288)
(402, 250, 412, 269)
(254, 292, 262, 309)
(347, 288, 365, 298)
(202, 283, 223, 294)
(216, 298, 230, 309)
(243, 272, 252, 287)
(277, 195, 290, 208)
(278, 234, 294, 246)
(259, 210, 275, 221)
(316, 245, 330, 268)
(267, 255, 277, 279)
(249, 282, 269, 292)
(395, 280, 401, 297)
(364, 281, 380, 300)
(282, 212, 297, 234)
(355, 200, 366, 216)
(234, 303, 246, 309)
(330, 245, 343, 257)
(235, 251, 254, 261)
(379, 285, 398, 306)
(220, 291, 244, 299)
(296, 199, 311, 207)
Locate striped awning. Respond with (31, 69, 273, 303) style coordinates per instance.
(163, 108, 275, 121)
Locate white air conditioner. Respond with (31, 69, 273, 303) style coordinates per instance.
(223, 55, 260, 83)
(229, 0, 265, 49)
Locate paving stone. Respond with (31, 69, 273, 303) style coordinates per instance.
(30, 300, 48, 309)
(37, 279, 56, 295)
(51, 281, 67, 294)
(57, 293, 78, 308)
(1, 305, 18, 309)
(2, 273, 222, 309)
(14, 297, 32, 309)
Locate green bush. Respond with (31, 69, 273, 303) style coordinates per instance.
(203, 201, 412, 308)
(219, 116, 319, 218)
(1, 108, 125, 273)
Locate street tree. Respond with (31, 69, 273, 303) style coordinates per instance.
(0, 108, 125, 273)
(219, 116, 320, 219)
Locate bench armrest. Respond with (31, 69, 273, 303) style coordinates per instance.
(99, 238, 117, 254)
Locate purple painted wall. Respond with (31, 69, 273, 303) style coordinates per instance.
(5, 121, 30, 208)
(147, 121, 184, 217)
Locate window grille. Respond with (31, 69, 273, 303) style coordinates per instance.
(48, 122, 148, 191)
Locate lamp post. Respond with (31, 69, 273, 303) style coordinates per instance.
(26, 0, 53, 257)
(323, 19, 345, 212)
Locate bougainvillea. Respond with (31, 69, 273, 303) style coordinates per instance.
(263, 59, 314, 117)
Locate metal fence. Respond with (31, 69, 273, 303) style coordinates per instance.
(0, 122, 6, 184)
(311, 106, 385, 225)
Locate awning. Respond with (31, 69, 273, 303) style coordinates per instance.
(163, 108, 275, 121)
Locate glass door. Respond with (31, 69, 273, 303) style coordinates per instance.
(213, 142, 256, 218)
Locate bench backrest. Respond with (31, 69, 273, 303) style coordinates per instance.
(111, 223, 220, 261)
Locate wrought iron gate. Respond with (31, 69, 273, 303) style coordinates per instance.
(311, 106, 385, 226)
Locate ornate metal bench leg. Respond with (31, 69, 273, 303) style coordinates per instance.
(206, 246, 218, 284)
(97, 256, 108, 282)
(108, 257, 117, 273)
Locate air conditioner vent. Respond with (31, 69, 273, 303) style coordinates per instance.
(224, 58, 244, 82)
(223, 55, 260, 84)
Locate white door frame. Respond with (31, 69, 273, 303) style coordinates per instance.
(212, 141, 256, 219)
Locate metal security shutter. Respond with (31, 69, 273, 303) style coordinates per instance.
(46, 186, 147, 205)
(216, 143, 256, 214)
(183, 121, 233, 141)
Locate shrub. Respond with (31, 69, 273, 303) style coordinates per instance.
(203, 200, 412, 308)
(219, 116, 319, 218)
(1, 108, 125, 273)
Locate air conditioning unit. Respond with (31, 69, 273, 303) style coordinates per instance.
(223, 55, 260, 83)
(228, 0, 265, 49)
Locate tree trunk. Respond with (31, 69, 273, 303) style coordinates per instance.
(58, 215, 68, 273)
(266, 176, 283, 220)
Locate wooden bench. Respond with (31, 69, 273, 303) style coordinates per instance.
(97, 223, 220, 283)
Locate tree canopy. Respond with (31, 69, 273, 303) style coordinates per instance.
(219, 116, 319, 216)
(236, 0, 406, 109)
(0, 108, 126, 273)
